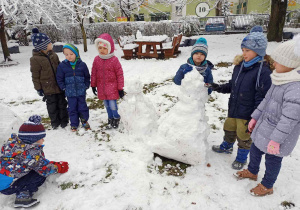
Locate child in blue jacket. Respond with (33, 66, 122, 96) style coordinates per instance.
(56, 44, 91, 132)
(210, 26, 272, 170)
(0, 115, 68, 208)
(173, 37, 214, 94)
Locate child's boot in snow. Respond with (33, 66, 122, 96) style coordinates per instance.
(106, 118, 113, 129)
(212, 141, 234, 154)
(250, 183, 273, 196)
(14, 191, 39, 208)
(112, 118, 120, 129)
(232, 148, 250, 170)
(81, 119, 91, 130)
(234, 169, 257, 181)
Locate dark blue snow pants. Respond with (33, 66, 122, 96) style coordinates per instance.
(67, 96, 89, 127)
(248, 143, 283, 189)
(0, 171, 46, 196)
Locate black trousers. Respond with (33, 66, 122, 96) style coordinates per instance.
(44, 92, 69, 128)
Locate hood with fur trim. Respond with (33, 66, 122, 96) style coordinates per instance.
(94, 33, 115, 54)
(233, 54, 275, 70)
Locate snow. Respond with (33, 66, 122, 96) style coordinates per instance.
(0, 33, 300, 210)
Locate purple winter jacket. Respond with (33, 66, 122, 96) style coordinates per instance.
(251, 82, 300, 157)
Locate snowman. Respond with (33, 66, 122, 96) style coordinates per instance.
(149, 69, 210, 165)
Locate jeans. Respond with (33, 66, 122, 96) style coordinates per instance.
(248, 143, 283, 189)
(104, 100, 120, 119)
(0, 171, 46, 196)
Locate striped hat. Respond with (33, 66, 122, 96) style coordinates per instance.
(191, 37, 208, 58)
(18, 115, 46, 144)
(31, 28, 51, 51)
(241, 25, 267, 56)
(63, 43, 80, 58)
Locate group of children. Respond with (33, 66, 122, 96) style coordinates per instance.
(1, 25, 300, 208)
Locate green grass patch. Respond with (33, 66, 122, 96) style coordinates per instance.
(41, 116, 51, 129)
(148, 153, 191, 177)
(281, 201, 295, 209)
(143, 78, 173, 94)
(215, 62, 233, 68)
(87, 97, 104, 110)
(60, 182, 80, 190)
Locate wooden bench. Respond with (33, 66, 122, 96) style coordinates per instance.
(162, 33, 182, 59)
(117, 35, 139, 60)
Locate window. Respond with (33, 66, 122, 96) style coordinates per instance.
(175, 6, 182, 16)
(134, 14, 144, 21)
(150, 13, 170, 21)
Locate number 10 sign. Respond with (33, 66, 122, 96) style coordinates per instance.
(195, 2, 210, 17)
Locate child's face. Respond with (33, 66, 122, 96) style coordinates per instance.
(193, 52, 206, 64)
(35, 138, 45, 145)
(242, 48, 258, 62)
(274, 61, 294, 73)
(98, 46, 108, 55)
(63, 48, 76, 62)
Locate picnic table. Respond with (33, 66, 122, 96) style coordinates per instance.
(134, 35, 168, 59)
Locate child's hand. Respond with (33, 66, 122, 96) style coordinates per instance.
(267, 140, 280, 155)
(54, 161, 69, 173)
(92, 87, 97, 96)
(210, 83, 221, 92)
(182, 64, 193, 74)
(248, 118, 257, 133)
(37, 89, 44, 97)
(118, 90, 125, 99)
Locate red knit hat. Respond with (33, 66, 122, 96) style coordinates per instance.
(18, 115, 46, 144)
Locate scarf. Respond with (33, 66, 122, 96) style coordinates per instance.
(99, 52, 115, 60)
(271, 67, 300, 85)
(188, 57, 208, 74)
(244, 56, 263, 67)
(69, 58, 78, 70)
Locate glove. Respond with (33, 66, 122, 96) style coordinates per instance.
(118, 90, 124, 99)
(54, 161, 69, 173)
(210, 83, 221, 92)
(267, 140, 280, 155)
(247, 118, 257, 133)
(92, 87, 97, 96)
(37, 89, 44, 97)
(181, 64, 193, 74)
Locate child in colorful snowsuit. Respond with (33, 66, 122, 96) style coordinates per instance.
(235, 37, 300, 196)
(30, 28, 69, 129)
(0, 115, 69, 208)
(211, 26, 272, 170)
(56, 44, 91, 132)
(91, 33, 124, 129)
(173, 37, 214, 94)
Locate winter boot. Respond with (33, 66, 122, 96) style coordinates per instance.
(106, 118, 113, 129)
(112, 118, 120, 129)
(71, 126, 77, 132)
(250, 183, 273, 196)
(212, 141, 234, 154)
(14, 191, 39, 208)
(81, 119, 91, 130)
(234, 169, 258, 181)
(231, 148, 250, 170)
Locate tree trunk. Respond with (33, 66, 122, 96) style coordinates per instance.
(267, 0, 288, 42)
(80, 23, 87, 52)
(0, 13, 12, 61)
(216, 1, 222, 16)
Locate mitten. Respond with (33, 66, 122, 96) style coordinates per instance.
(181, 64, 193, 74)
(247, 118, 257, 133)
(118, 90, 124, 99)
(37, 89, 44, 97)
(210, 83, 221, 92)
(54, 161, 69, 173)
(267, 140, 280, 155)
(92, 87, 97, 96)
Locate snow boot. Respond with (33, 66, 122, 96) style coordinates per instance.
(212, 141, 234, 154)
(250, 183, 273, 196)
(105, 118, 113, 129)
(71, 126, 77, 132)
(14, 191, 39, 208)
(112, 118, 120, 129)
(231, 148, 250, 170)
(234, 169, 258, 181)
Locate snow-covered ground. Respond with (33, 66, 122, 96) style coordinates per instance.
(0, 33, 300, 210)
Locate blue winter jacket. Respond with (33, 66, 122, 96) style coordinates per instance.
(217, 60, 272, 120)
(56, 59, 90, 97)
(173, 60, 214, 94)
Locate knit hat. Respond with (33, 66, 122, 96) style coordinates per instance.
(63, 43, 80, 58)
(31, 28, 51, 51)
(18, 115, 46, 144)
(241, 25, 267, 56)
(191, 37, 208, 58)
(271, 36, 300, 68)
